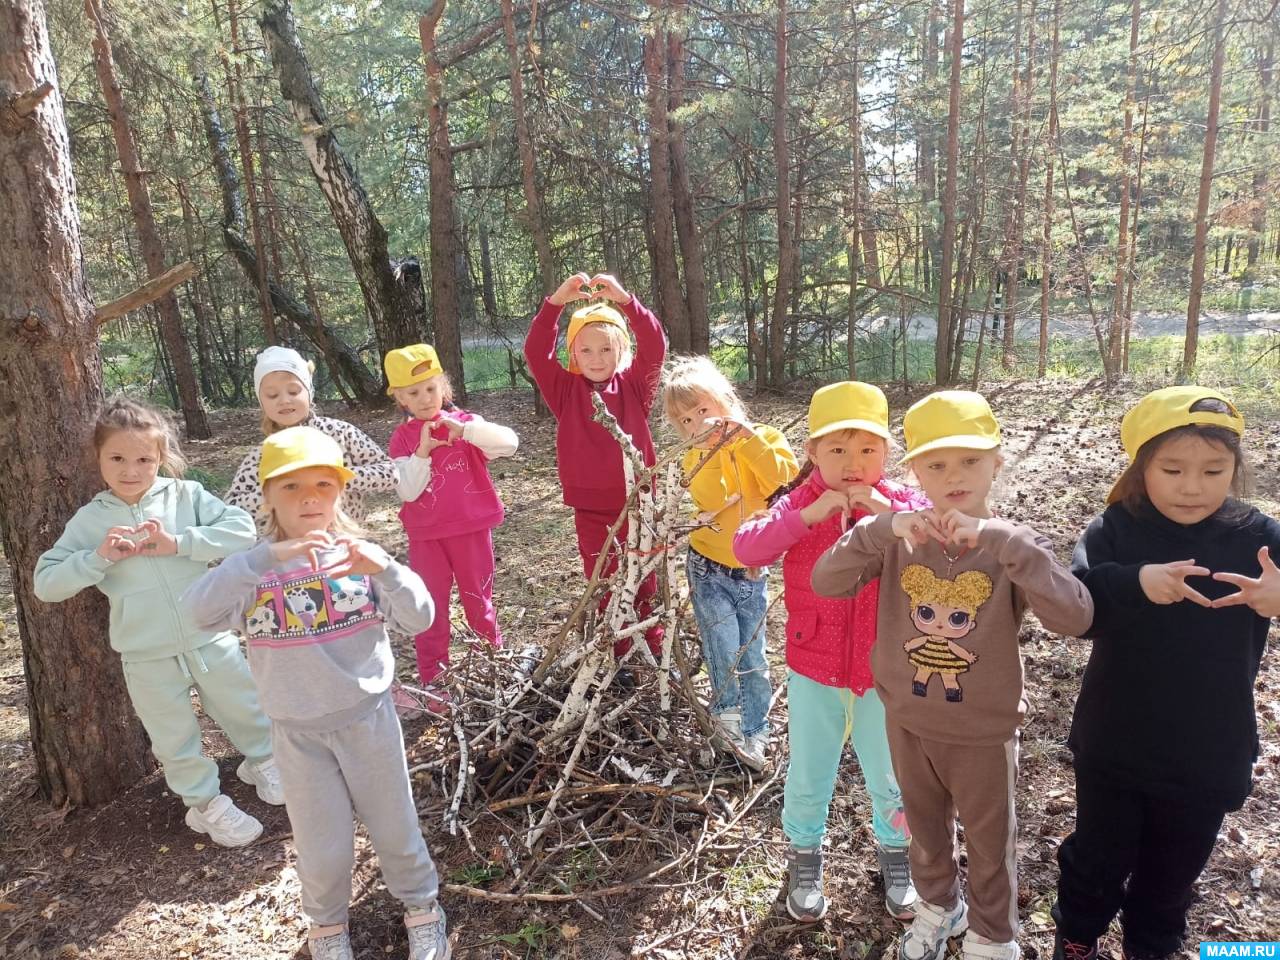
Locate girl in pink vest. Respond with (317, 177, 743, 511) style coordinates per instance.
(386, 344, 518, 704)
(734, 382, 927, 924)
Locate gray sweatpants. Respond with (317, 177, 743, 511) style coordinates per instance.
(272, 693, 440, 926)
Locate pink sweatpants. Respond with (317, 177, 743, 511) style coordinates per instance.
(407, 530, 502, 684)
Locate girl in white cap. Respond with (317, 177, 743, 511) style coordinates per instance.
(225, 346, 396, 526)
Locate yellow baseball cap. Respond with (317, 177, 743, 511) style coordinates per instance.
(901, 390, 1001, 463)
(1117, 385, 1243, 462)
(808, 381, 892, 441)
(384, 343, 443, 395)
(258, 426, 356, 485)
(565, 303, 627, 374)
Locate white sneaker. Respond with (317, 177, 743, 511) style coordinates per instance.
(405, 904, 450, 960)
(739, 730, 768, 772)
(711, 709, 745, 753)
(900, 898, 969, 960)
(185, 794, 263, 847)
(962, 932, 1020, 960)
(308, 924, 354, 960)
(238, 757, 285, 805)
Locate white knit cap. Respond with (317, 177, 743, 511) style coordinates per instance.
(253, 346, 313, 398)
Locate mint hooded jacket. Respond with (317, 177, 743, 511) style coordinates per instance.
(34, 478, 256, 663)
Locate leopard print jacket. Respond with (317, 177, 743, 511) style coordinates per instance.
(225, 415, 398, 527)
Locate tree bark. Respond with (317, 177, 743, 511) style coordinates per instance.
(1000, 0, 1036, 368)
(769, 0, 793, 386)
(86, 0, 210, 439)
(847, 8, 862, 380)
(920, 1, 940, 291)
(1246, 40, 1272, 269)
(500, 0, 555, 293)
(1107, 0, 1140, 378)
(0, 0, 153, 806)
(1039, 0, 1061, 378)
(419, 0, 468, 402)
(644, 4, 689, 352)
(667, 0, 709, 355)
(1184, 0, 1229, 378)
(262, 0, 433, 390)
(934, 0, 964, 384)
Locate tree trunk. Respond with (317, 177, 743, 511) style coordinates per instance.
(1, 0, 153, 806)
(262, 0, 433, 390)
(500, 0, 555, 293)
(847, 5, 861, 380)
(667, 0, 709, 355)
(196, 74, 381, 402)
(1184, 0, 1228, 378)
(86, 0, 210, 438)
(920, 1, 939, 291)
(1122, 85, 1151, 372)
(1039, 0, 1061, 378)
(769, 0, 793, 386)
(1246, 40, 1272, 270)
(419, 0, 468, 402)
(934, 0, 964, 384)
(1000, 0, 1036, 368)
(643, 5, 688, 352)
(221, 0, 277, 346)
(1107, 0, 1140, 378)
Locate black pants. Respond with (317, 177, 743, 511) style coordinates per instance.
(1052, 763, 1227, 957)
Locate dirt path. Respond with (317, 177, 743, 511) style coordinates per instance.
(0, 379, 1276, 960)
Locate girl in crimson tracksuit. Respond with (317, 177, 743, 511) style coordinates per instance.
(733, 381, 927, 924)
(523, 272, 667, 662)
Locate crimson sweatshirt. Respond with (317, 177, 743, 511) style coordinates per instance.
(523, 296, 667, 512)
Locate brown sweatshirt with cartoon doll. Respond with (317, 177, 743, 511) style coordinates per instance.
(811, 513, 1094, 745)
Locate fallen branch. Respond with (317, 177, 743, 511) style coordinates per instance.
(94, 261, 196, 325)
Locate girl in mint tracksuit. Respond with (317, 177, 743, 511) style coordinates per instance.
(34, 397, 282, 847)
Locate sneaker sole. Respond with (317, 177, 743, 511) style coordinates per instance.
(185, 812, 263, 848)
(786, 900, 829, 922)
(237, 764, 285, 806)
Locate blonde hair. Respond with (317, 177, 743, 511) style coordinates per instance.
(260, 360, 317, 436)
(392, 370, 455, 411)
(93, 396, 187, 478)
(900, 564, 993, 613)
(572, 320, 633, 373)
(260, 473, 364, 541)
(661, 355, 747, 425)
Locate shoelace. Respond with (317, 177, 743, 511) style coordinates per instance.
(1062, 942, 1096, 960)
(882, 854, 912, 890)
(791, 853, 821, 887)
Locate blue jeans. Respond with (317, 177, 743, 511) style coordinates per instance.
(687, 548, 771, 737)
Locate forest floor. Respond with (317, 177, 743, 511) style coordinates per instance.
(1, 377, 1278, 960)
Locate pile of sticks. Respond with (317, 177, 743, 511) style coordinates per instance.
(407, 396, 778, 906)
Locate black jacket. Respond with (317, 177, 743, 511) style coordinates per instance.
(1068, 499, 1278, 809)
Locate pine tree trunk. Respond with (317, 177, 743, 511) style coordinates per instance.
(500, 0, 556, 293)
(847, 6, 861, 380)
(86, 0, 210, 438)
(667, 0, 709, 355)
(1123, 88, 1151, 372)
(1107, 0, 1140, 378)
(1, 0, 153, 805)
(1246, 40, 1272, 270)
(934, 0, 964, 384)
(1000, 0, 1036, 368)
(769, 0, 793, 386)
(920, 1, 939, 291)
(1184, 0, 1228, 378)
(1039, 0, 1061, 378)
(419, 0, 468, 402)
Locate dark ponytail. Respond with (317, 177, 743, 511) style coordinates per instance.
(767, 459, 815, 507)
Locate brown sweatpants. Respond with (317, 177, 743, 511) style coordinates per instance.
(886, 721, 1021, 942)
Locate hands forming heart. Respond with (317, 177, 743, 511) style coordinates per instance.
(891, 508, 980, 553)
(549, 272, 629, 306)
(1140, 547, 1280, 616)
(96, 520, 177, 562)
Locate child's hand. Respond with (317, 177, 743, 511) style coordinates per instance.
(847, 484, 892, 516)
(270, 532, 336, 571)
(97, 526, 139, 562)
(588, 273, 630, 304)
(704, 416, 750, 446)
(548, 273, 593, 306)
(937, 509, 984, 548)
(1138, 560, 1212, 607)
(891, 510, 947, 551)
(800, 489, 851, 526)
(438, 416, 466, 443)
(328, 537, 392, 577)
(1210, 546, 1280, 617)
(132, 518, 178, 556)
(416, 430, 452, 457)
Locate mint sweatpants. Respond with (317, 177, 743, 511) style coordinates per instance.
(121, 634, 273, 807)
(782, 671, 909, 850)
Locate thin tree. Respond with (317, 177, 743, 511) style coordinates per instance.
(934, 0, 964, 384)
(1, 0, 153, 805)
(1108, 0, 1140, 377)
(1039, 0, 1061, 378)
(769, 0, 794, 387)
(847, 3, 862, 380)
(1246, 38, 1272, 270)
(1184, 0, 1230, 378)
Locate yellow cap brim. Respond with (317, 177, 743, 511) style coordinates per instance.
(386, 369, 444, 395)
(809, 418, 892, 442)
(900, 434, 1000, 464)
(260, 460, 356, 485)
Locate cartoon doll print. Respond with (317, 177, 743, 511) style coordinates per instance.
(899, 564, 993, 703)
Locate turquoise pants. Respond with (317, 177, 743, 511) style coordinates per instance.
(121, 634, 273, 807)
(783, 671, 909, 850)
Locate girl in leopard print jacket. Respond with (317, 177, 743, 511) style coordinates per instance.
(225, 347, 396, 527)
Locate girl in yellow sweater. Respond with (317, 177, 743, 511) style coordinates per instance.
(662, 356, 798, 769)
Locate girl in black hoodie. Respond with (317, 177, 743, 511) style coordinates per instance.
(1052, 386, 1279, 960)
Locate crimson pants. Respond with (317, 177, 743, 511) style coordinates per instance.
(407, 530, 502, 684)
(572, 508, 664, 657)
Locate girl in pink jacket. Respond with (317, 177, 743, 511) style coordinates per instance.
(733, 381, 927, 924)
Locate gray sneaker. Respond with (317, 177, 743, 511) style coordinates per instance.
(405, 904, 450, 960)
(877, 843, 919, 919)
(308, 925, 354, 960)
(900, 898, 969, 960)
(785, 845, 827, 921)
